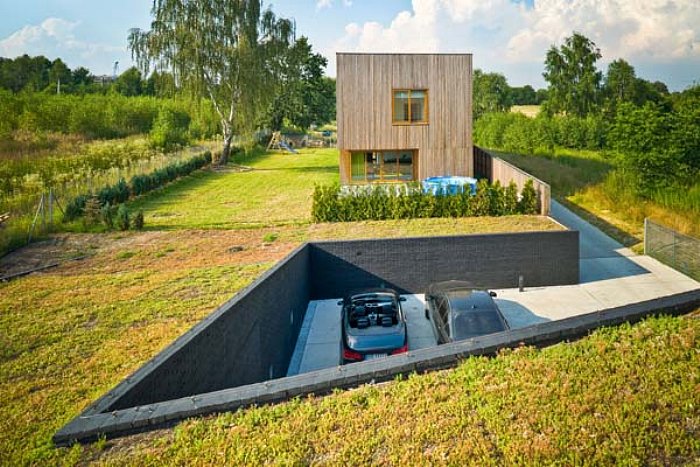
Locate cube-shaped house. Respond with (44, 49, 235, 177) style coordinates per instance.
(336, 53, 473, 184)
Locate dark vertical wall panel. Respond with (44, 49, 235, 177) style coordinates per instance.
(310, 231, 579, 299)
(107, 245, 311, 410)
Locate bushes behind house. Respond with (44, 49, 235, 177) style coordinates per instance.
(311, 179, 540, 223)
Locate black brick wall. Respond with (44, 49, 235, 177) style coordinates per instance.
(310, 231, 579, 299)
(88, 231, 578, 412)
(107, 244, 311, 410)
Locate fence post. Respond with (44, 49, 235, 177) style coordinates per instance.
(49, 188, 54, 229)
(643, 218, 648, 255)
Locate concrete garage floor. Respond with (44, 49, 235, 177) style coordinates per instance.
(494, 201, 700, 324)
(287, 295, 436, 376)
(288, 200, 699, 377)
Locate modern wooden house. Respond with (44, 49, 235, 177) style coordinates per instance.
(336, 53, 473, 184)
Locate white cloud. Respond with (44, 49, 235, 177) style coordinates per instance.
(332, 0, 700, 89)
(316, 0, 352, 10)
(0, 17, 125, 72)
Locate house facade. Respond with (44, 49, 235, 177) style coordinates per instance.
(336, 53, 473, 184)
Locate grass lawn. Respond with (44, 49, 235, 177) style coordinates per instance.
(1, 145, 697, 465)
(129, 148, 339, 229)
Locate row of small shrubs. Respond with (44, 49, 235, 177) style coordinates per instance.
(311, 179, 539, 222)
(64, 150, 212, 221)
(83, 198, 144, 231)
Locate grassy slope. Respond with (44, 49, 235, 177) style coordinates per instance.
(92, 314, 700, 465)
(493, 149, 700, 248)
(0, 148, 561, 465)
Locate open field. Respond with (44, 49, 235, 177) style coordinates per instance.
(510, 104, 540, 118)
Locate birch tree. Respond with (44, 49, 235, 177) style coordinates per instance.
(129, 0, 294, 164)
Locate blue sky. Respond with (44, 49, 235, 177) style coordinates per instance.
(1, 0, 698, 90)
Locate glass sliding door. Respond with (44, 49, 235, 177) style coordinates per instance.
(349, 150, 416, 183)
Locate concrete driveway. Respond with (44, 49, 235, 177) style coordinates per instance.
(493, 200, 699, 324)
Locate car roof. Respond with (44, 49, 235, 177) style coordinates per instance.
(345, 288, 399, 300)
(428, 280, 484, 295)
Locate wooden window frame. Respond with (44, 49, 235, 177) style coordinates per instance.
(346, 149, 418, 184)
(392, 89, 429, 126)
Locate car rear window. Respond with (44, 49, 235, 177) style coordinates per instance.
(452, 310, 506, 339)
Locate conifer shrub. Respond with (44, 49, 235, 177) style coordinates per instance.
(518, 179, 539, 214)
(100, 202, 115, 229)
(116, 204, 130, 231)
(133, 210, 144, 230)
(311, 179, 542, 222)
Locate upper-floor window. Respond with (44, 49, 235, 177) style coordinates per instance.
(392, 89, 428, 125)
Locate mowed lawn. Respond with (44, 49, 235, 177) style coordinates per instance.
(130, 148, 339, 229)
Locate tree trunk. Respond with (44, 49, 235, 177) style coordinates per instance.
(219, 131, 234, 166)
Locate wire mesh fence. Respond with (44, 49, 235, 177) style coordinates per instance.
(645, 218, 700, 281)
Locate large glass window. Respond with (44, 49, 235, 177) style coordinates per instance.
(349, 150, 415, 183)
(392, 89, 428, 124)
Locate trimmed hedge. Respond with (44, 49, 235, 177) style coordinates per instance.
(64, 150, 212, 221)
(311, 179, 540, 222)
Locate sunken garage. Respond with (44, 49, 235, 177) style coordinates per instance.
(56, 231, 583, 444)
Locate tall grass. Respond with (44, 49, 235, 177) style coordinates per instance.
(0, 139, 218, 255)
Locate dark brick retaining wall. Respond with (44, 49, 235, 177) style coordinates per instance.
(310, 231, 579, 299)
(105, 244, 311, 411)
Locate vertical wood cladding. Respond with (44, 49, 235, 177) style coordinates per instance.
(337, 53, 473, 184)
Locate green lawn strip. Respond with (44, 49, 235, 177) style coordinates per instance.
(90, 314, 699, 465)
(129, 148, 339, 230)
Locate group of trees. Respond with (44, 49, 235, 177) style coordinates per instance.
(542, 32, 670, 117)
(475, 31, 698, 200)
(129, 0, 335, 163)
(473, 70, 546, 119)
(0, 55, 176, 97)
(0, 56, 92, 94)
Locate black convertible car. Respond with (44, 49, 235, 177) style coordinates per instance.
(339, 288, 408, 363)
(425, 280, 509, 343)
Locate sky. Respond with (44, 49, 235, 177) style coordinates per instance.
(0, 0, 698, 91)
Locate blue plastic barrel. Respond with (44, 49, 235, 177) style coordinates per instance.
(421, 176, 478, 196)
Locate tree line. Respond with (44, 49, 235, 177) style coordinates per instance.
(474, 32, 698, 201)
(2, 1, 336, 153)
